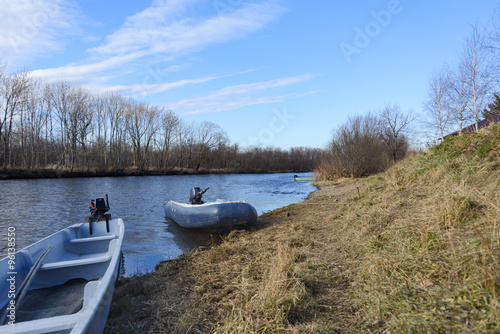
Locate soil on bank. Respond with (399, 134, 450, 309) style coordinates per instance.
(104, 124, 499, 333)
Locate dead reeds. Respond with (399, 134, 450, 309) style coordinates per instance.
(105, 124, 500, 333)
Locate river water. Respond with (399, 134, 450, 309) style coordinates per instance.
(0, 172, 315, 276)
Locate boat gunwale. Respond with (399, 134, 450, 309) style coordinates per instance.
(167, 200, 250, 207)
(0, 218, 125, 334)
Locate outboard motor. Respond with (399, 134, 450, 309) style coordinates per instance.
(90, 194, 110, 220)
(88, 194, 111, 234)
(189, 187, 209, 205)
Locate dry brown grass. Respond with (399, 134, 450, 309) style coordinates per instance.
(105, 124, 500, 333)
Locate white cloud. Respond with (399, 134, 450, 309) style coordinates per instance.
(168, 74, 320, 114)
(88, 0, 199, 56)
(205, 74, 318, 99)
(103, 69, 255, 97)
(178, 92, 318, 115)
(29, 51, 152, 82)
(0, 0, 80, 66)
(105, 75, 221, 97)
(29, 0, 285, 84)
(90, 0, 285, 57)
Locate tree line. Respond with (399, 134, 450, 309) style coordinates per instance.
(0, 67, 321, 174)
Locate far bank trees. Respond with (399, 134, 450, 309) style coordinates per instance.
(0, 67, 319, 173)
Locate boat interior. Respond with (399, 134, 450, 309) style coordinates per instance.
(0, 220, 121, 324)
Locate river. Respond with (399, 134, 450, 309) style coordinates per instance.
(0, 172, 315, 276)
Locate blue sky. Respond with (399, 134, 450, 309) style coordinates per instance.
(1, 0, 499, 149)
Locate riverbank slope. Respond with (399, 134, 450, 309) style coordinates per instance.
(105, 124, 499, 333)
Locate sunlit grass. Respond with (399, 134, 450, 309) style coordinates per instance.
(105, 124, 500, 333)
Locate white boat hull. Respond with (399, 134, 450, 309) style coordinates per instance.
(0, 218, 124, 334)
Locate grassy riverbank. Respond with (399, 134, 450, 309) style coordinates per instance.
(105, 124, 499, 333)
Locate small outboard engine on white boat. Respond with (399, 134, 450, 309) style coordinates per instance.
(88, 194, 111, 234)
(189, 187, 209, 205)
(90, 194, 110, 220)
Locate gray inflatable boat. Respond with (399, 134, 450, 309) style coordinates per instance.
(164, 187, 258, 232)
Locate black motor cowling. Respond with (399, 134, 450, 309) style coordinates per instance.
(88, 194, 111, 234)
(189, 187, 209, 205)
(90, 194, 110, 218)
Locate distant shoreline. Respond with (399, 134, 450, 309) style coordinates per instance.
(0, 167, 312, 180)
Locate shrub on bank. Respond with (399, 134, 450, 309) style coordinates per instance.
(316, 111, 411, 180)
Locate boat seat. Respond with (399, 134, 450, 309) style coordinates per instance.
(68, 234, 117, 244)
(40, 253, 112, 271)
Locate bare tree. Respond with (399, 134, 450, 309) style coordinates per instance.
(141, 105, 163, 170)
(174, 120, 193, 170)
(104, 93, 127, 171)
(69, 86, 92, 171)
(447, 66, 472, 136)
(47, 82, 93, 171)
(486, 9, 500, 85)
(0, 70, 31, 168)
(126, 102, 162, 170)
(47, 81, 71, 168)
(23, 79, 50, 169)
(378, 104, 414, 163)
(91, 94, 107, 167)
(159, 110, 180, 170)
(0, 63, 7, 146)
(195, 121, 227, 170)
(424, 69, 451, 141)
(459, 24, 493, 131)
